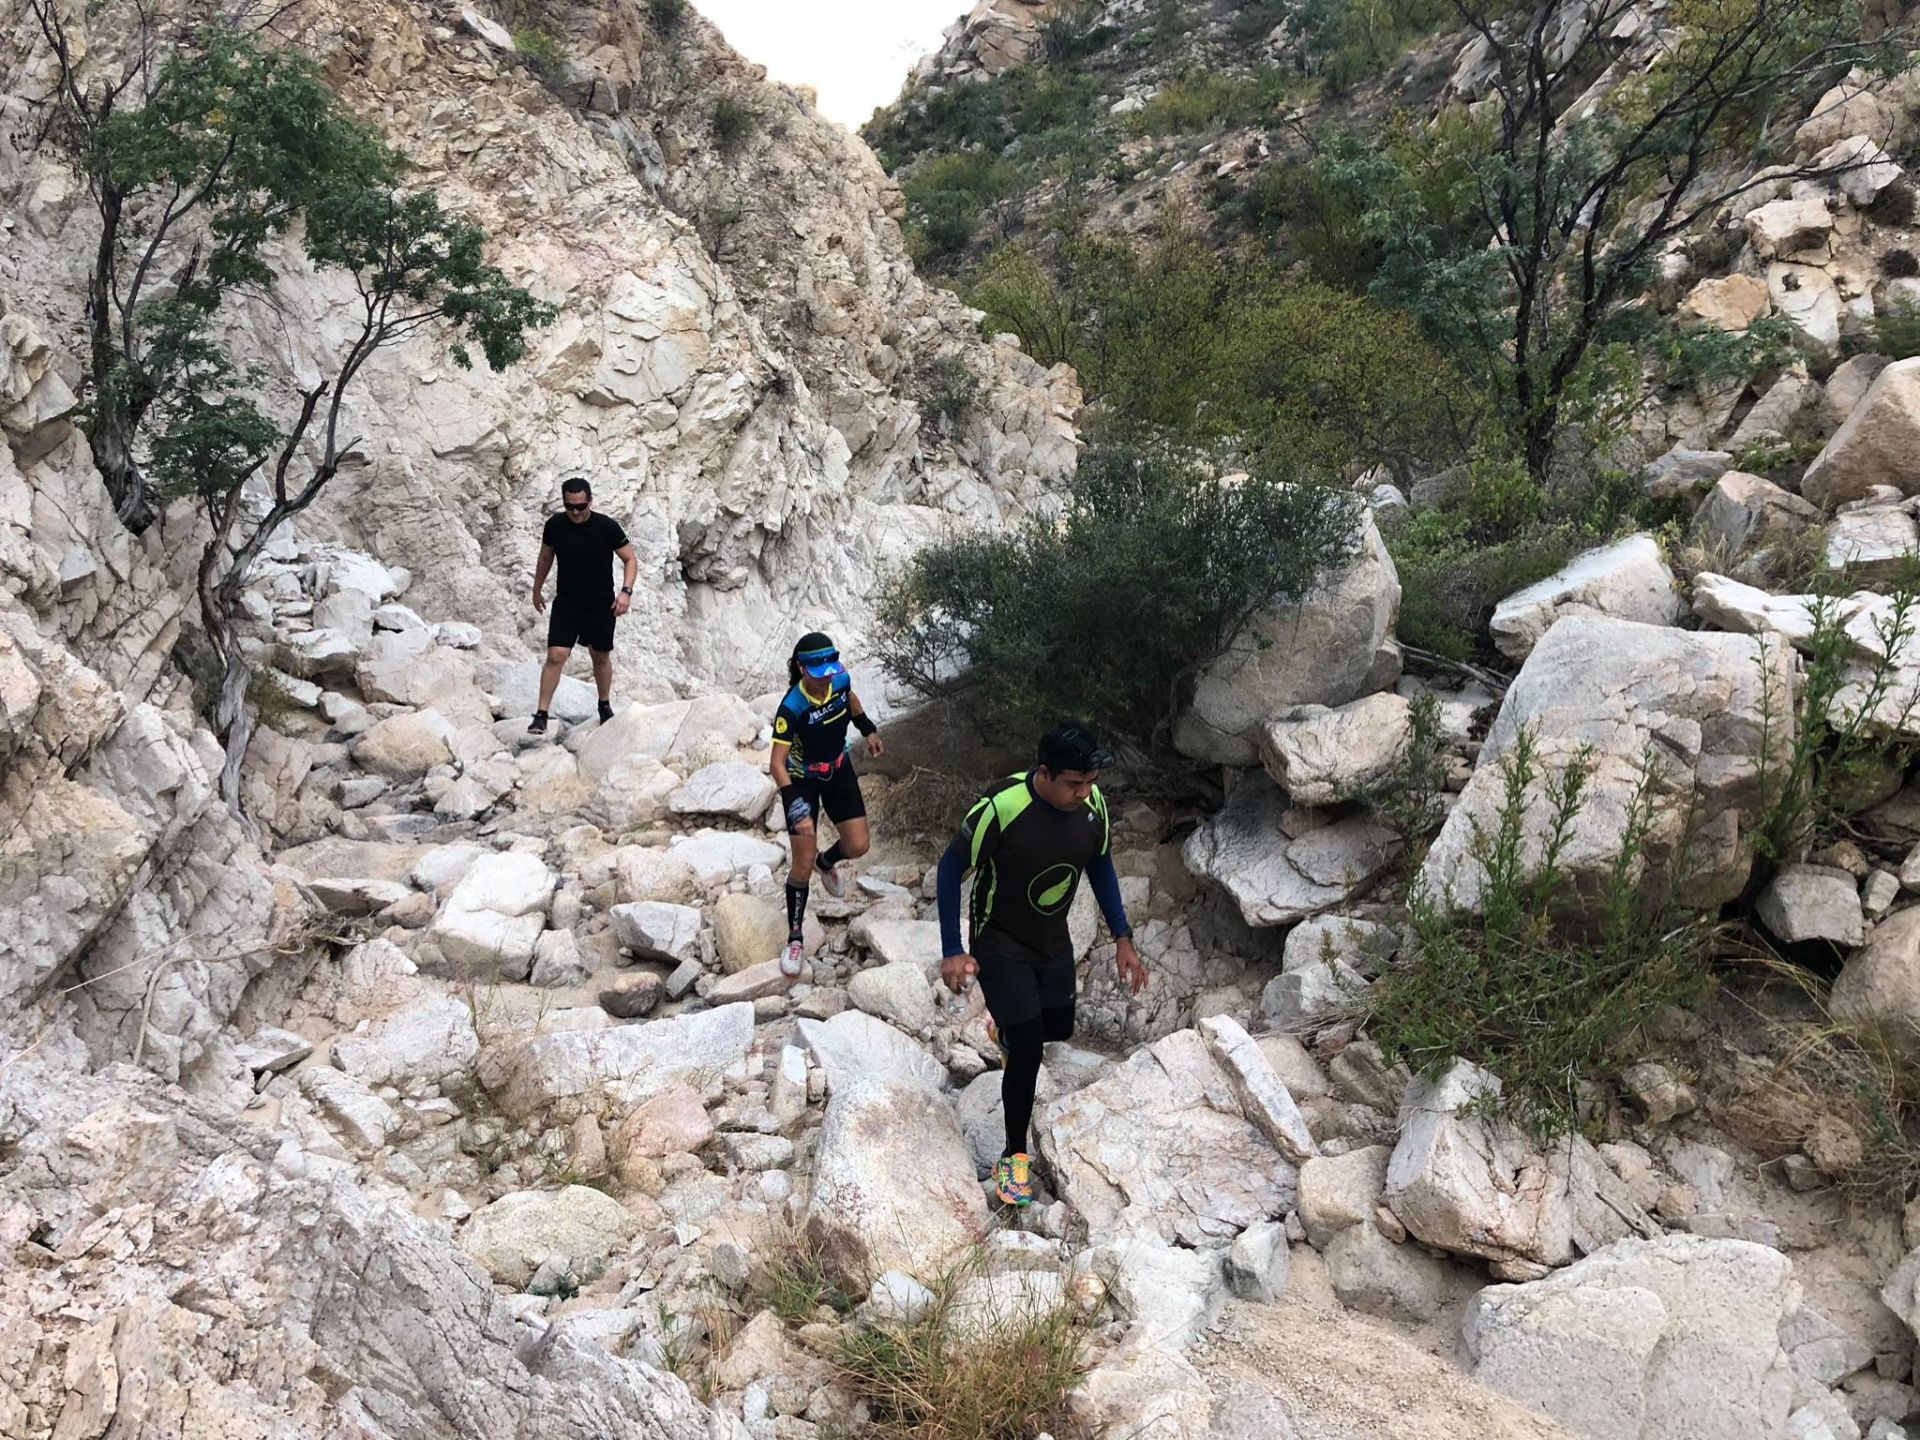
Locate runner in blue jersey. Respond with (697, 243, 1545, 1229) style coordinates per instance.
(769, 632, 884, 975)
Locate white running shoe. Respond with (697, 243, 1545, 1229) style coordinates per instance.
(780, 939, 806, 977)
(819, 863, 847, 899)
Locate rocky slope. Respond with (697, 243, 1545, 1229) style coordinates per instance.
(10, 2, 1920, 1439)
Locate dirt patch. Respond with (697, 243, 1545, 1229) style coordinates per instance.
(1193, 1276, 1577, 1440)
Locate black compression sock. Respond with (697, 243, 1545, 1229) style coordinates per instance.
(785, 881, 809, 940)
(818, 842, 847, 870)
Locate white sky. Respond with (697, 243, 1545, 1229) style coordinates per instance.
(691, 1, 970, 130)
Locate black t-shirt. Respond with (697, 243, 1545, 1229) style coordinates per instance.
(542, 511, 629, 603)
(772, 674, 852, 779)
(955, 772, 1110, 959)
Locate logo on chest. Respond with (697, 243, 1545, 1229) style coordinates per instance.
(1028, 863, 1080, 914)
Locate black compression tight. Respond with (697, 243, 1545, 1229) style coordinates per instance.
(1000, 1003, 1076, 1158)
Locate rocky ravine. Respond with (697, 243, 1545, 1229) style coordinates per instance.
(6, 6, 1920, 1440)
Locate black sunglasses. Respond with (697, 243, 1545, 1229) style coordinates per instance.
(563, 500, 589, 511)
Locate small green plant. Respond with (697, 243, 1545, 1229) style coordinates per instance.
(1871, 300, 1920, 361)
(924, 355, 980, 433)
(711, 93, 758, 153)
(646, 0, 686, 31)
(1660, 314, 1795, 390)
(1756, 589, 1920, 864)
(511, 25, 566, 78)
(1368, 691, 1451, 869)
(752, 1225, 855, 1323)
(836, 1255, 1092, 1440)
(1365, 727, 1713, 1137)
(246, 668, 301, 734)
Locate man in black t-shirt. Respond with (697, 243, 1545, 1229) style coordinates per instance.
(529, 477, 638, 734)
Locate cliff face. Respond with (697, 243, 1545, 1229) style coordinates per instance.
(2, 0, 1078, 700)
(0, 0, 1079, 1062)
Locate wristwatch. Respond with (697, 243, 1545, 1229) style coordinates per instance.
(620, 586, 633, 594)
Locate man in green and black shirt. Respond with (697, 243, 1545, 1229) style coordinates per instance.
(937, 721, 1147, 1207)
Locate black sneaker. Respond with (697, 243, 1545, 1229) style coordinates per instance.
(527, 711, 549, 736)
(598, 699, 615, 724)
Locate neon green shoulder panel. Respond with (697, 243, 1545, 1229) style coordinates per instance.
(970, 772, 1036, 866)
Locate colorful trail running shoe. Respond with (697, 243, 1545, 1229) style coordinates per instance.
(819, 862, 847, 899)
(780, 939, 806, 978)
(993, 1152, 1033, 1207)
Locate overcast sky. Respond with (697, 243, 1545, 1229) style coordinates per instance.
(690, 1, 968, 130)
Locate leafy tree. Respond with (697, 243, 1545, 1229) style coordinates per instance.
(969, 224, 1480, 482)
(902, 152, 1025, 261)
(1317, 0, 1904, 481)
(30, 9, 553, 809)
(873, 443, 1360, 758)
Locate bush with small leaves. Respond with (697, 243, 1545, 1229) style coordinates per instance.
(711, 94, 757, 152)
(875, 440, 1359, 760)
(1365, 725, 1714, 1138)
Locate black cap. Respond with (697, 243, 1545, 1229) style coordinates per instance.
(1038, 720, 1113, 774)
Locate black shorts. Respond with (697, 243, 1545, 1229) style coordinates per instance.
(547, 594, 616, 653)
(784, 761, 866, 833)
(973, 927, 1076, 1029)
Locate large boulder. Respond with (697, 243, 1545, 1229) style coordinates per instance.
(1259, 692, 1413, 806)
(572, 694, 756, 782)
(710, 891, 788, 972)
(351, 709, 457, 779)
(426, 852, 555, 980)
(1036, 1027, 1301, 1247)
(797, 1011, 987, 1283)
(1831, 905, 1920, 1056)
(1826, 504, 1919, 584)
(666, 829, 785, 887)
(1803, 357, 1920, 509)
(1489, 536, 1685, 662)
(668, 760, 776, 822)
(459, 1185, 641, 1289)
(1421, 618, 1793, 921)
(1689, 472, 1822, 582)
(1183, 771, 1397, 928)
(1755, 864, 1864, 947)
(331, 995, 481, 1091)
(1176, 509, 1399, 765)
(1384, 1062, 1656, 1270)
(1465, 1235, 1804, 1440)
(611, 900, 703, 963)
(480, 1002, 756, 1118)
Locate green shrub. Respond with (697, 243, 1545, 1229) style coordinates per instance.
(1389, 449, 1670, 662)
(1871, 300, 1920, 360)
(511, 25, 566, 78)
(1365, 725, 1713, 1138)
(836, 1257, 1092, 1440)
(1757, 588, 1920, 864)
(646, 0, 686, 31)
(875, 441, 1360, 756)
(710, 94, 758, 153)
(968, 225, 1478, 477)
(1037, 7, 1110, 65)
(1659, 314, 1795, 390)
(1127, 68, 1297, 136)
(902, 151, 1023, 262)
(924, 355, 980, 432)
